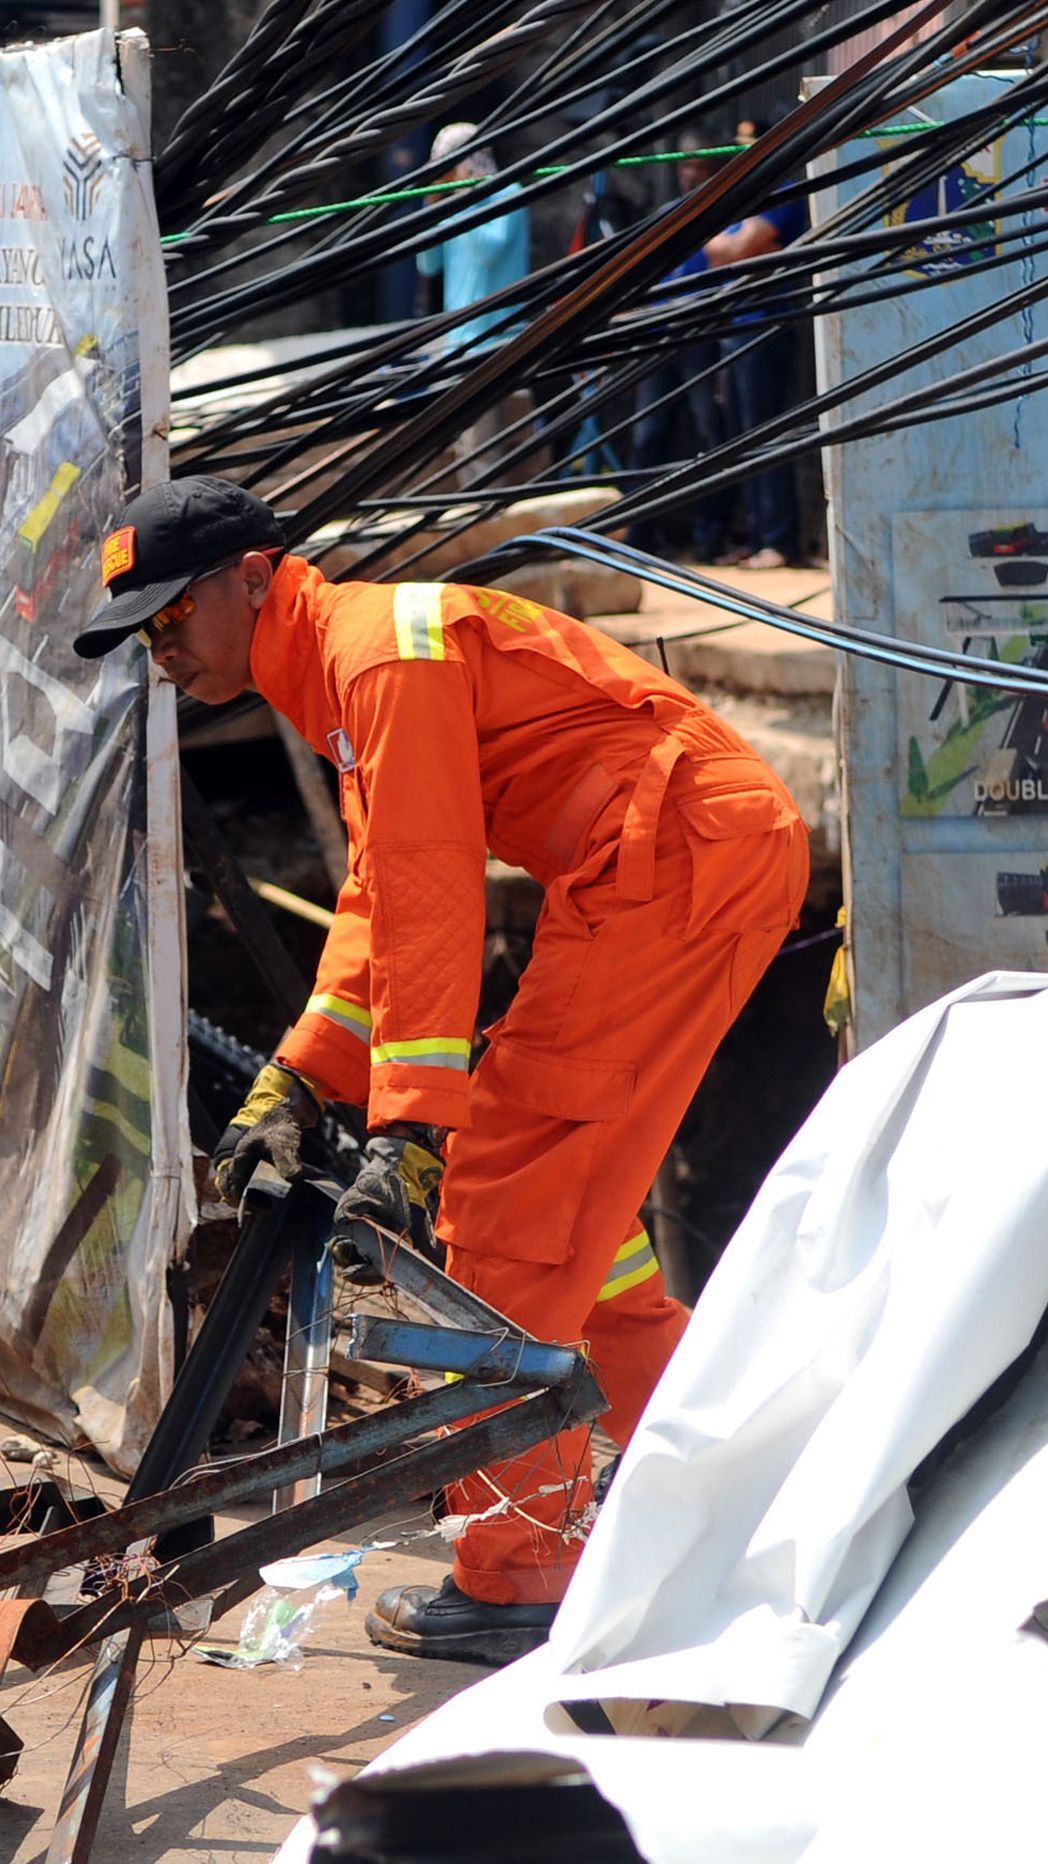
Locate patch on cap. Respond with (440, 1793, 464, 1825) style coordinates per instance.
(101, 525, 136, 586)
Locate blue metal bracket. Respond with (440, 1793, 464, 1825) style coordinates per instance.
(346, 1315, 583, 1387)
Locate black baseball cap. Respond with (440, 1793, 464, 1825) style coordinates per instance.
(73, 475, 286, 659)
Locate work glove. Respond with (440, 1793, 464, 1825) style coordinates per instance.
(329, 1124, 444, 1271)
(212, 1062, 325, 1206)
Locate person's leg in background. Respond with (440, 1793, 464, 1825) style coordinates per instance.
(681, 340, 734, 561)
(452, 400, 504, 489)
(625, 357, 684, 556)
(721, 326, 799, 565)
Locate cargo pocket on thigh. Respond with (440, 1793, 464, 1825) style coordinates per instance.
(675, 768, 800, 937)
(488, 1037, 636, 1120)
(442, 1036, 637, 1266)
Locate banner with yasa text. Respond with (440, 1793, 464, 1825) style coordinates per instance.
(0, 30, 190, 1472)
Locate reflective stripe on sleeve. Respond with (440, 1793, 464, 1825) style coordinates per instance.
(370, 1036, 471, 1071)
(306, 992, 372, 1045)
(393, 584, 446, 661)
(596, 1226, 658, 1303)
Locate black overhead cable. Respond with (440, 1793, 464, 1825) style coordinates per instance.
(160, 0, 1048, 573)
(491, 529, 1048, 694)
(451, 280, 1048, 580)
(290, 83, 1044, 555)
(269, 0, 966, 542)
(168, 0, 602, 259)
(169, 149, 1048, 473)
(162, 0, 946, 342)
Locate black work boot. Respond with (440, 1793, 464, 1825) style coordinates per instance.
(365, 1574, 559, 1666)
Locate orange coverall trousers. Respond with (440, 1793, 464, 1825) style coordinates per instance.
(439, 767, 809, 1605)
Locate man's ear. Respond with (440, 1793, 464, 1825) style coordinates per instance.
(241, 550, 275, 610)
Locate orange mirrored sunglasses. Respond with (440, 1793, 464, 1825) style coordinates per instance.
(135, 548, 283, 647)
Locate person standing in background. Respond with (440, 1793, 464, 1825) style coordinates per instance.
(709, 116, 808, 569)
(418, 123, 531, 485)
(625, 135, 735, 564)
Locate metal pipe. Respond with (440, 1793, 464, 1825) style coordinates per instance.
(51, 1372, 604, 1660)
(131, 1167, 302, 1503)
(0, 1379, 537, 1594)
(346, 1317, 582, 1385)
(273, 1222, 334, 1512)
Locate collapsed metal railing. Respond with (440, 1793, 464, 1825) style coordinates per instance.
(0, 1166, 605, 1863)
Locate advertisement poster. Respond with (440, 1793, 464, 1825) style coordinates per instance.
(0, 32, 188, 1471)
(901, 850, 1048, 1007)
(894, 509, 1048, 820)
(812, 74, 1048, 1046)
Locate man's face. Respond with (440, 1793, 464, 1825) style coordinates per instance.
(678, 156, 715, 195)
(144, 555, 267, 704)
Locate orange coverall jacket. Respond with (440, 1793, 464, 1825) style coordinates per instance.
(252, 556, 806, 1604)
(255, 556, 798, 1126)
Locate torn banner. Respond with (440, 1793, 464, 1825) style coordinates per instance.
(0, 30, 190, 1472)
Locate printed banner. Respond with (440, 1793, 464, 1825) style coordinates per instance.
(0, 30, 189, 1472)
(812, 74, 1048, 1046)
(895, 507, 1048, 822)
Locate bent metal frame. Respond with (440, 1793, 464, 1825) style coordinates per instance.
(0, 1165, 605, 1864)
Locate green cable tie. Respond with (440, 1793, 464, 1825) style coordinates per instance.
(161, 121, 1048, 246)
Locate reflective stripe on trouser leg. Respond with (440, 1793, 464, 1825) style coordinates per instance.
(595, 1224, 657, 1302)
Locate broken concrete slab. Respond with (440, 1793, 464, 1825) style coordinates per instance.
(599, 565, 836, 695)
(309, 486, 639, 615)
(496, 557, 641, 616)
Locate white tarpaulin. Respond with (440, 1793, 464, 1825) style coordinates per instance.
(340, 1333, 1048, 1864)
(316, 971, 1048, 1862)
(0, 31, 190, 1472)
(542, 970, 1048, 1733)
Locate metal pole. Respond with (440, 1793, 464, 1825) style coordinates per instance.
(46, 1169, 303, 1864)
(132, 1168, 301, 1505)
(0, 1378, 544, 1597)
(273, 1203, 333, 1513)
(52, 1374, 605, 1659)
(47, 1627, 142, 1864)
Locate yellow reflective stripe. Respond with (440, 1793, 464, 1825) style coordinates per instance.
(598, 1257, 659, 1301)
(370, 1036, 471, 1071)
(611, 1229, 650, 1264)
(393, 584, 445, 661)
(596, 1227, 658, 1303)
(307, 992, 372, 1044)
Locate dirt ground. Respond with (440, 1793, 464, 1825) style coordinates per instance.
(2, 1481, 490, 1863)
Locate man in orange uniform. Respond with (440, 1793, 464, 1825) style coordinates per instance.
(75, 476, 808, 1664)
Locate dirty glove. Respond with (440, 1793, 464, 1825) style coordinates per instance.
(329, 1124, 444, 1268)
(212, 1062, 325, 1206)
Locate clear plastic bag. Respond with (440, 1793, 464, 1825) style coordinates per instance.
(195, 1550, 363, 1670)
